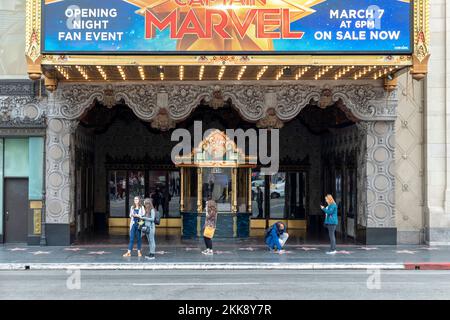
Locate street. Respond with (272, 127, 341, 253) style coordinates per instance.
(1, 270, 450, 300)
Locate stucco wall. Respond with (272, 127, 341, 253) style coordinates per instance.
(0, 1, 27, 78)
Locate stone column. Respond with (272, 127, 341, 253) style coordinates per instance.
(364, 121, 397, 244)
(45, 116, 75, 245)
(424, 0, 450, 244)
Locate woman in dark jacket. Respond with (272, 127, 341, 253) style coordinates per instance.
(321, 194, 338, 254)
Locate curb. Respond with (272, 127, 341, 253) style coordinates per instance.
(404, 263, 450, 270)
(0, 263, 405, 271)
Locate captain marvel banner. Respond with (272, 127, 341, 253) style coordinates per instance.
(42, 0, 412, 54)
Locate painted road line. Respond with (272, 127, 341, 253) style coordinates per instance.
(132, 282, 260, 286)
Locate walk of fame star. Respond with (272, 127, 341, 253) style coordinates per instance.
(297, 247, 319, 251)
(31, 251, 51, 255)
(396, 250, 416, 254)
(88, 251, 110, 255)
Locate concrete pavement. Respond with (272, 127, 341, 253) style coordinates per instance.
(1, 240, 450, 270)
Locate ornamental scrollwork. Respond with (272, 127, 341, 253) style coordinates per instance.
(223, 85, 264, 122)
(167, 84, 211, 121)
(275, 85, 321, 121)
(53, 82, 397, 124)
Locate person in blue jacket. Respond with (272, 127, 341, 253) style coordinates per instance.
(265, 222, 289, 253)
(321, 194, 338, 254)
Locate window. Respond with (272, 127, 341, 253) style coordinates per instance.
(203, 167, 232, 212)
(269, 173, 286, 219)
(108, 170, 127, 217)
(251, 171, 265, 218)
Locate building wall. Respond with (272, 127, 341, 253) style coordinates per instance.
(424, 0, 450, 244)
(0, 0, 27, 78)
(395, 73, 425, 244)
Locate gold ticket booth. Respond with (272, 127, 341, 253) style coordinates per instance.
(176, 130, 256, 238)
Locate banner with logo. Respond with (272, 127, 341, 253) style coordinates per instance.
(42, 0, 412, 54)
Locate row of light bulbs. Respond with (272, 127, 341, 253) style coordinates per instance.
(75, 65, 88, 80)
(256, 66, 269, 80)
(295, 66, 311, 80)
(57, 65, 400, 81)
(218, 65, 226, 80)
(55, 66, 70, 80)
(237, 66, 247, 80)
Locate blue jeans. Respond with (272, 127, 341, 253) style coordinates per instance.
(128, 223, 142, 251)
(145, 227, 156, 255)
(326, 224, 337, 251)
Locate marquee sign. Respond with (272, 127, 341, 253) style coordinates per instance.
(42, 0, 413, 54)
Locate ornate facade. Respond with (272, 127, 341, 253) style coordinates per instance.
(0, 79, 401, 244)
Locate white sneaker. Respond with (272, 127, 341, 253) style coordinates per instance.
(326, 250, 337, 255)
(202, 249, 213, 255)
(207, 249, 214, 255)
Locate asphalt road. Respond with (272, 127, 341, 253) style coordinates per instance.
(1, 270, 450, 300)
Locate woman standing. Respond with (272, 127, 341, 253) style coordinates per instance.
(320, 194, 338, 254)
(123, 196, 145, 257)
(141, 198, 156, 260)
(202, 195, 218, 255)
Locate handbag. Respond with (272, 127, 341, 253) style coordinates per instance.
(203, 226, 215, 239)
(137, 219, 145, 231)
(154, 210, 161, 226)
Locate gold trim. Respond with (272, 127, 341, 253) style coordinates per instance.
(33, 209, 41, 234)
(41, 55, 413, 67)
(108, 217, 182, 228)
(411, 0, 430, 80)
(26, 0, 42, 79)
(180, 167, 185, 212)
(197, 167, 203, 213)
(232, 168, 237, 213)
(247, 168, 252, 213)
(30, 201, 43, 209)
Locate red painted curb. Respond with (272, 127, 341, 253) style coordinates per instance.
(404, 263, 450, 270)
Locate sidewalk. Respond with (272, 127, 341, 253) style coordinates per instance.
(1, 240, 450, 270)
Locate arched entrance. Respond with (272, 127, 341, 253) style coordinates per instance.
(45, 82, 398, 245)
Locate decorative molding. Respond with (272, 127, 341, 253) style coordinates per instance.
(0, 81, 41, 96)
(365, 121, 396, 228)
(45, 118, 74, 224)
(53, 82, 398, 124)
(0, 93, 46, 126)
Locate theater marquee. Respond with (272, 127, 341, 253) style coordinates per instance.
(41, 0, 413, 54)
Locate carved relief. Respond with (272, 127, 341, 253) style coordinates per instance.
(257, 108, 284, 129)
(365, 121, 396, 228)
(46, 117, 74, 224)
(151, 108, 176, 131)
(54, 82, 397, 126)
